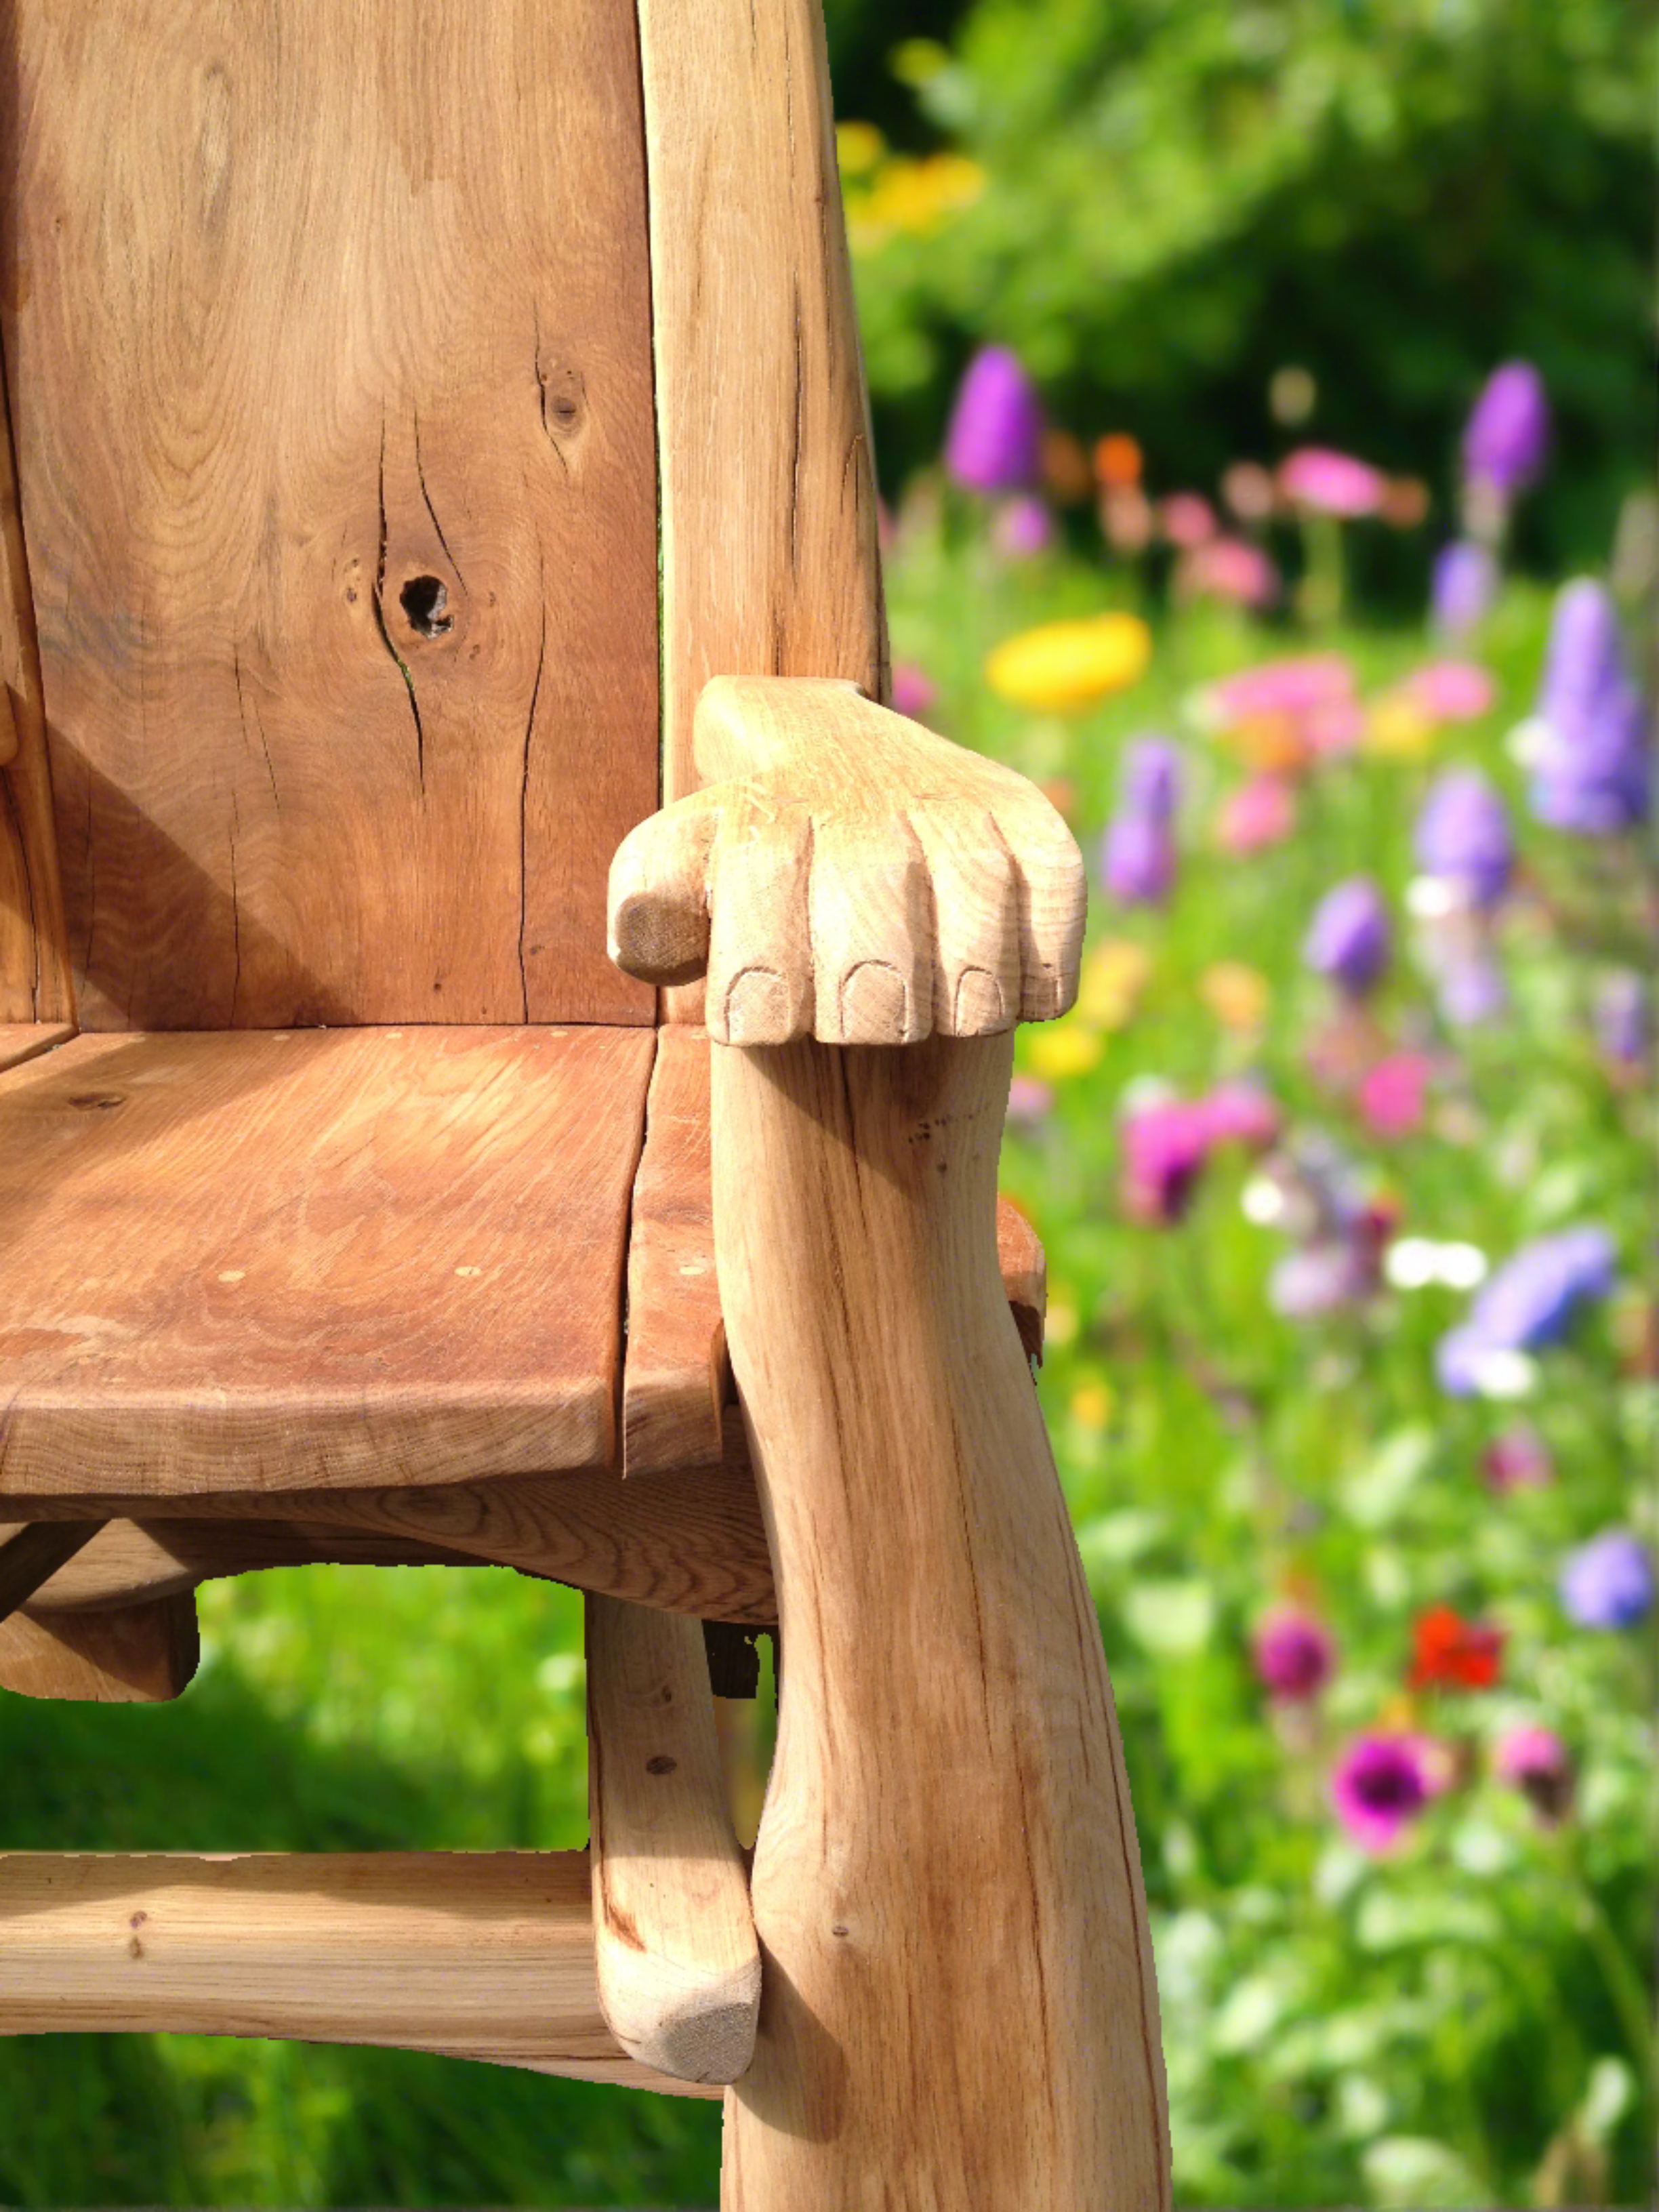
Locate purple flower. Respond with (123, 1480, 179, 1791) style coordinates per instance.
(1593, 970, 1649, 1067)
(1120, 738, 1179, 819)
(991, 493, 1055, 559)
(1305, 878, 1391, 996)
(1252, 1610, 1336, 1701)
(1481, 1425, 1554, 1493)
(1559, 1530, 1653, 1630)
(1431, 540, 1498, 638)
(1463, 362, 1551, 498)
(1529, 580, 1652, 835)
(944, 347, 1044, 494)
(1270, 1238, 1381, 1319)
(1494, 1725, 1574, 1825)
(1121, 1100, 1212, 1224)
(1331, 1734, 1432, 1855)
(1437, 1227, 1616, 1393)
(1435, 945, 1509, 1029)
(1414, 770, 1513, 909)
(1102, 812, 1174, 906)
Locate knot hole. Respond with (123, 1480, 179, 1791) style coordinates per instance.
(401, 575, 453, 638)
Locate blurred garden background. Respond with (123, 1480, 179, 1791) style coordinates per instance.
(1, 0, 1654, 2205)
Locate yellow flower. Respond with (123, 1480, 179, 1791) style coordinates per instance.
(1202, 960, 1270, 1032)
(1023, 1021, 1104, 1079)
(835, 121, 886, 178)
(1365, 695, 1436, 758)
(1045, 1295, 1080, 1348)
(1220, 710, 1312, 775)
(1076, 938, 1152, 1030)
(1069, 1380, 1114, 1431)
(847, 153, 987, 251)
(985, 612, 1151, 712)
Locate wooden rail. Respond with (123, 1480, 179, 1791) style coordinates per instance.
(0, 1851, 719, 2097)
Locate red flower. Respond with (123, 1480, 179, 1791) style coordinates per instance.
(1408, 1605, 1504, 1691)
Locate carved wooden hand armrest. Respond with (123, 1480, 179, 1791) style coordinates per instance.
(607, 676, 1085, 1042)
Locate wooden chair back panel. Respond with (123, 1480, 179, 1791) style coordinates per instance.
(0, 0, 659, 1029)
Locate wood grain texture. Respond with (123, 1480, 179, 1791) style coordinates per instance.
(712, 1036, 1171, 2210)
(635, 0, 887, 1023)
(0, 1020, 70, 1071)
(0, 1027, 652, 1495)
(0, 1517, 96, 1618)
(611, 676, 1086, 1045)
(623, 1026, 1046, 1475)
(1, 0, 659, 1028)
(0, 1850, 714, 2096)
(0, 1593, 198, 1700)
(586, 1593, 760, 2083)
(0, 335, 73, 1022)
(10, 1460, 779, 1628)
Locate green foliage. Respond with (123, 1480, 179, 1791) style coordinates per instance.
(833, 0, 1652, 564)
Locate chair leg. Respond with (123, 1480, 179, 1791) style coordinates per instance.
(710, 1034, 1171, 2211)
(0, 1595, 200, 1702)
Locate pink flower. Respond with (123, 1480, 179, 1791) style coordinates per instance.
(1216, 775, 1297, 854)
(1174, 535, 1280, 609)
(1481, 1425, 1554, 1494)
(992, 494, 1055, 560)
(891, 663, 937, 721)
(1252, 1609, 1336, 1701)
(1158, 491, 1218, 548)
(1204, 654, 1356, 726)
(1400, 661, 1498, 723)
(1221, 460, 1277, 523)
(1279, 448, 1388, 518)
(1331, 1732, 1435, 1854)
(1121, 1101, 1213, 1225)
(1199, 1082, 1281, 1151)
(1357, 1052, 1433, 1139)
(1006, 1075, 1053, 1127)
(1494, 1725, 1573, 1826)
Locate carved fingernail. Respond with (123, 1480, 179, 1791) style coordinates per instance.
(725, 968, 790, 1043)
(952, 968, 1006, 1034)
(840, 961, 908, 1043)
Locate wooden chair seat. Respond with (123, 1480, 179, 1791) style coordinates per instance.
(0, 1025, 654, 1498)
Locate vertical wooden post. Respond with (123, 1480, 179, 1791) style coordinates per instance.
(711, 1033, 1170, 2210)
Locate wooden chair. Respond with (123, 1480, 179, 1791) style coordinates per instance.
(0, 1, 1171, 2201)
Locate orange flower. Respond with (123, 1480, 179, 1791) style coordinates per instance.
(1408, 1605, 1504, 1692)
(1092, 432, 1143, 490)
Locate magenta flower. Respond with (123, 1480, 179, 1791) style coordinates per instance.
(1431, 540, 1499, 637)
(1357, 1052, 1433, 1139)
(1331, 1734, 1434, 1855)
(890, 663, 937, 721)
(1122, 1100, 1213, 1225)
(1481, 1425, 1554, 1494)
(1199, 1082, 1281, 1151)
(944, 347, 1044, 494)
(1279, 448, 1387, 518)
(1463, 362, 1551, 498)
(1204, 654, 1355, 726)
(991, 494, 1055, 559)
(1216, 775, 1296, 855)
(1252, 1609, 1336, 1702)
(1304, 878, 1391, 997)
(1403, 661, 1497, 724)
(1494, 1725, 1574, 1826)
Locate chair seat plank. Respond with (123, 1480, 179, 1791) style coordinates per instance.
(0, 1849, 716, 2097)
(0, 1023, 74, 1073)
(586, 1591, 760, 2084)
(0, 1026, 653, 1497)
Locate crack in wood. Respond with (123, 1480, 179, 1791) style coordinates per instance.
(373, 413, 427, 794)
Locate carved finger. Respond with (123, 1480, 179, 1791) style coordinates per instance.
(705, 804, 814, 1045)
(995, 794, 1086, 1021)
(608, 794, 720, 987)
(909, 807, 1022, 1036)
(808, 815, 931, 1045)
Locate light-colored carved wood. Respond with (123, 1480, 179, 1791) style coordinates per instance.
(610, 677, 1086, 1046)
(0, 1021, 72, 1071)
(0, 1850, 713, 2097)
(0, 1518, 98, 1618)
(635, 0, 887, 1022)
(0, 1026, 651, 1496)
(2, 0, 658, 1029)
(712, 1036, 1171, 2210)
(10, 1458, 779, 1629)
(0, 337, 74, 1023)
(586, 1592, 760, 2085)
(623, 1026, 729, 1475)
(623, 1025, 1048, 1474)
(0, 1593, 198, 1700)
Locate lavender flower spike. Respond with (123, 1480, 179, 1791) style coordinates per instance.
(1431, 540, 1498, 638)
(1528, 579, 1652, 834)
(944, 347, 1044, 495)
(1463, 362, 1551, 497)
(1304, 878, 1390, 996)
(1414, 769, 1513, 909)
